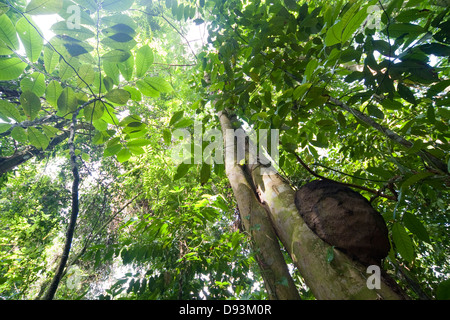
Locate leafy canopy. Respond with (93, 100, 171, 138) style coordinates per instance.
(0, 0, 449, 300)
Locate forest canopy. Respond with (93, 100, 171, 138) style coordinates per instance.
(0, 0, 449, 300)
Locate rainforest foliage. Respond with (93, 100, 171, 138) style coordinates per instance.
(0, 0, 449, 300)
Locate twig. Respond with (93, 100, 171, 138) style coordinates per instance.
(312, 162, 389, 183)
(42, 105, 82, 300)
(160, 14, 198, 60)
(66, 192, 143, 269)
(294, 151, 398, 201)
(327, 96, 448, 174)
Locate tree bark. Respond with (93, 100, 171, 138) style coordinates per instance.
(218, 110, 301, 300)
(0, 132, 69, 176)
(250, 166, 406, 299)
(42, 110, 81, 300)
(0, 123, 93, 176)
(218, 109, 407, 300)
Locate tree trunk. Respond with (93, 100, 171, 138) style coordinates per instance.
(218, 110, 301, 300)
(218, 109, 407, 300)
(42, 110, 81, 300)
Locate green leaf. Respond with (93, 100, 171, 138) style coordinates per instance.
(403, 212, 430, 243)
(325, 3, 371, 46)
(143, 76, 173, 94)
(84, 101, 104, 122)
(93, 119, 108, 131)
(304, 59, 319, 81)
(0, 41, 13, 55)
(108, 33, 134, 43)
(200, 163, 211, 184)
(341, 6, 369, 43)
(293, 83, 311, 100)
(427, 105, 435, 124)
(43, 45, 59, 73)
(0, 123, 11, 134)
(127, 139, 151, 147)
(135, 45, 154, 78)
(74, 0, 98, 12)
(20, 91, 41, 121)
(163, 128, 172, 144)
(426, 79, 450, 98)
(316, 119, 335, 127)
(283, 0, 298, 11)
(11, 126, 28, 143)
(57, 87, 78, 115)
(381, 99, 403, 110)
(174, 163, 191, 180)
(102, 13, 137, 29)
(102, 49, 131, 62)
(128, 145, 145, 155)
(116, 148, 132, 162)
(64, 42, 92, 57)
(59, 56, 79, 81)
(16, 17, 44, 63)
(104, 89, 131, 105)
(436, 279, 450, 300)
(334, 109, 346, 125)
(136, 79, 159, 97)
(169, 111, 184, 126)
(392, 222, 414, 263)
(0, 100, 23, 122)
(45, 80, 63, 108)
(173, 118, 193, 128)
(103, 61, 120, 85)
(418, 43, 450, 57)
(104, 143, 122, 157)
(102, 0, 134, 12)
(0, 14, 19, 51)
(400, 172, 433, 191)
(76, 64, 95, 88)
(103, 23, 136, 37)
(25, 0, 63, 14)
(367, 105, 384, 120)
(50, 21, 95, 41)
(27, 127, 49, 150)
(325, 21, 343, 46)
(387, 23, 425, 37)
(123, 85, 142, 101)
(397, 83, 416, 104)
(20, 72, 46, 97)
(41, 125, 60, 138)
(406, 139, 424, 154)
(0, 58, 27, 81)
(118, 55, 134, 81)
(0, 2, 9, 15)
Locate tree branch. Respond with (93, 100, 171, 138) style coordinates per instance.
(66, 193, 142, 269)
(294, 151, 398, 201)
(327, 96, 448, 174)
(0, 115, 65, 138)
(42, 107, 82, 300)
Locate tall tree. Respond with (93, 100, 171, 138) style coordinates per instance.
(0, 0, 448, 300)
